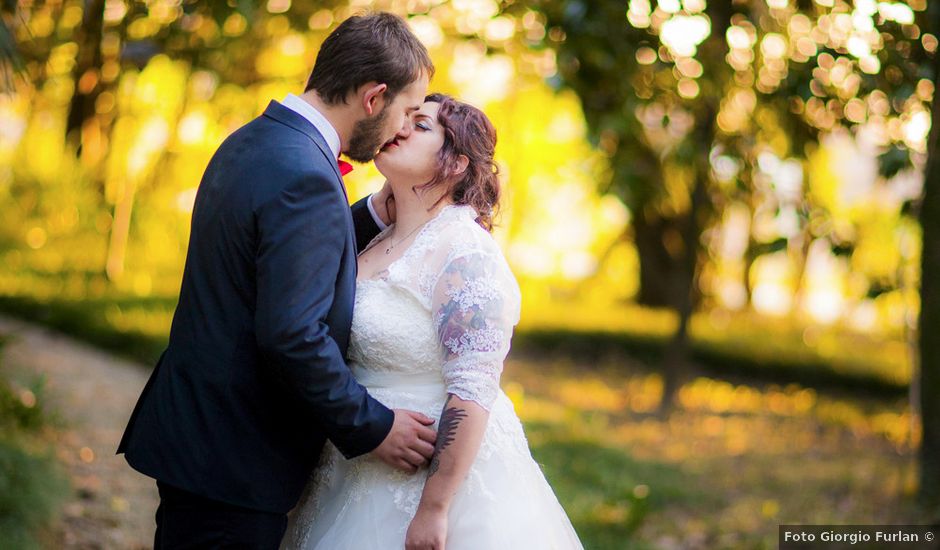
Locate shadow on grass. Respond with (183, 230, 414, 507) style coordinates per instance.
(526, 422, 717, 550)
(513, 329, 908, 400)
(0, 295, 171, 365)
(0, 293, 913, 403)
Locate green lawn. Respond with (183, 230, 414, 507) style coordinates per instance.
(0, 291, 932, 548)
(0, 340, 68, 549)
(506, 357, 933, 549)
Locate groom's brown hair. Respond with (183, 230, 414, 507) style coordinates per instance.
(305, 13, 434, 105)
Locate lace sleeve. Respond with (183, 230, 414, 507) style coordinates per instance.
(431, 248, 521, 411)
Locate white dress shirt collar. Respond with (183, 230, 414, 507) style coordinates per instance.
(281, 94, 342, 161)
(281, 94, 387, 230)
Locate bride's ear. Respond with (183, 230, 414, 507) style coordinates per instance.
(454, 154, 469, 176)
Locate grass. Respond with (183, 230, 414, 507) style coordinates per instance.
(0, 339, 68, 549)
(528, 430, 710, 549)
(504, 357, 935, 549)
(0, 287, 930, 548)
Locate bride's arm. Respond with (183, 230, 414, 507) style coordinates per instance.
(406, 247, 521, 550)
(406, 395, 488, 549)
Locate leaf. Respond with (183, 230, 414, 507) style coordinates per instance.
(830, 242, 854, 257)
(878, 145, 913, 180)
(0, 18, 23, 92)
(752, 238, 788, 256)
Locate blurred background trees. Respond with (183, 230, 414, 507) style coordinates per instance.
(1, 0, 939, 539)
(518, 0, 938, 506)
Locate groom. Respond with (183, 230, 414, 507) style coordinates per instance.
(118, 13, 437, 549)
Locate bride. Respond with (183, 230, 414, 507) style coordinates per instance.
(282, 94, 583, 550)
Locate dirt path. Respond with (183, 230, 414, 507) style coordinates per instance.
(0, 315, 158, 549)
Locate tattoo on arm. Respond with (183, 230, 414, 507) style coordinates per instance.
(428, 396, 468, 477)
(436, 255, 502, 359)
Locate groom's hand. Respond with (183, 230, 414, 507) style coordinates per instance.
(373, 409, 436, 473)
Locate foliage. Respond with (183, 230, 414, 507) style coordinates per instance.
(0, 1, 21, 91)
(0, 343, 67, 549)
(0, 368, 48, 434)
(518, 0, 932, 318)
(0, 438, 66, 550)
(0, 0, 936, 543)
(0, 0, 930, 338)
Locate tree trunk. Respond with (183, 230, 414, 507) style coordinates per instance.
(634, 211, 678, 308)
(65, 0, 106, 149)
(917, 3, 940, 510)
(620, 136, 677, 308)
(657, 179, 707, 416)
(742, 235, 758, 306)
(658, 110, 715, 416)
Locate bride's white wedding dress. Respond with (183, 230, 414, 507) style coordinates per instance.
(282, 204, 582, 549)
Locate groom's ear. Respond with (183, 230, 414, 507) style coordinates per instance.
(361, 82, 388, 116)
(454, 154, 469, 176)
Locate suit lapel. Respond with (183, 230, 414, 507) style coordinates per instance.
(261, 100, 348, 201)
(261, 100, 357, 277)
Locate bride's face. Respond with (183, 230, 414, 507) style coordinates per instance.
(374, 101, 445, 186)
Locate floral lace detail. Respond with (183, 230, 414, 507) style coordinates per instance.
(443, 328, 503, 356)
(442, 278, 501, 319)
(347, 282, 439, 374)
(349, 205, 520, 409)
(442, 355, 502, 407)
(417, 267, 438, 301)
(433, 248, 518, 409)
(380, 207, 459, 303)
(285, 443, 340, 549)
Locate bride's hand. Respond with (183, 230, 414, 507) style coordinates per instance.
(405, 506, 447, 550)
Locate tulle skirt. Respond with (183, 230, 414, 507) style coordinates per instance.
(282, 369, 583, 550)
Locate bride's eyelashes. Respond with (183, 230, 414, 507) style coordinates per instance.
(413, 114, 433, 132)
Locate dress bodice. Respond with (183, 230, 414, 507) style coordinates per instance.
(347, 280, 442, 376)
(346, 204, 521, 410)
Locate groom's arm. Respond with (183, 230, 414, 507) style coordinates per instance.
(350, 196, 382, 254)
(255, 170, 393, 459)
(350, 183, 394, 254)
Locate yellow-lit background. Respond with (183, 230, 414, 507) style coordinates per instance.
(0, 0, 937, 548)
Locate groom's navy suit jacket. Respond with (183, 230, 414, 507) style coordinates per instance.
(118, 101, 392, 514)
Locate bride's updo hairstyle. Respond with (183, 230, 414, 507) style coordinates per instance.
(417, 93, 500, 231)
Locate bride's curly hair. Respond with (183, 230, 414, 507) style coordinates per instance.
(416, 93, 501, 231)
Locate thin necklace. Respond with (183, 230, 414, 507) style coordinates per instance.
(384, 218, 431, 255)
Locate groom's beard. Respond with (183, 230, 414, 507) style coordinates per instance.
(346, 107, 391, 163)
